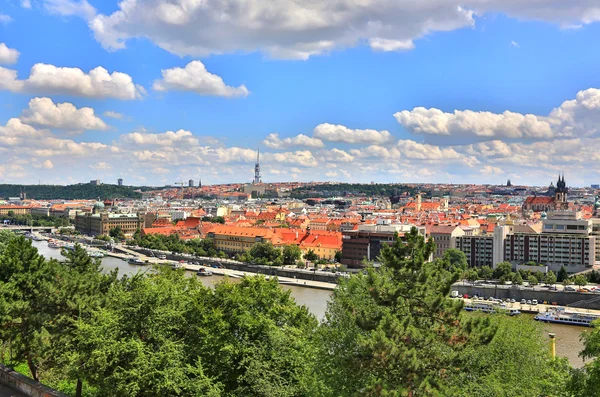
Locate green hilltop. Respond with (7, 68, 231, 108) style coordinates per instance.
(0, 184, 145, 200)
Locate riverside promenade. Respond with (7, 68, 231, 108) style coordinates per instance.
(183, 264, 338, 291)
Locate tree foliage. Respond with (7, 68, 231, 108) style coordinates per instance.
(316, 228, 495, 396)
(130, 232, 222, 257)
(282, 244, 302, 266)
(446, 315, 570, 397)
(443, 248, 468, 273)
(304, 249, 319, 262)
(244, 242, 283, 266)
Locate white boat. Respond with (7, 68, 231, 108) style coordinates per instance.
(86, 250, 105, 258)
(196, 267, 213, 276)
(128, 257, 145, 265)
(464, 302, 498, 313)
(48, 240, 64, 249)
(535, 308, 600, 327)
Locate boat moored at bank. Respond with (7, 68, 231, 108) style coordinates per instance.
(196, 267, 213, 276)
(127, 257, 145, 265)
(535, 308, 600, 327)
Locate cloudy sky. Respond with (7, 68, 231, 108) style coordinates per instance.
(1, 1, 600, 187)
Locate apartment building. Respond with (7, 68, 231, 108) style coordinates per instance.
(428, 225, 465, 259)
(455, 235, 495, 268)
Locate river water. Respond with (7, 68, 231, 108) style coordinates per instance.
(31, 241, 588, 368)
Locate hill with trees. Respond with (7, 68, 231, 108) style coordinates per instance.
(290, 183, 418, 198)
(0, 184, 144, 200)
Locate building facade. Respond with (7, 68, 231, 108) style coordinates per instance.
(522, 175, 569, 213)
(0, 206, 31, 216)
(341, 231, 396, 268)
(428, 225, 465, 259)
(455, 235, 495, 268)
(75, 211, 146, 236)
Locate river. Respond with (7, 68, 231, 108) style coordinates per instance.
(31, 241, 588, 368)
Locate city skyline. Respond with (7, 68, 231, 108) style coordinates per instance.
(1, 1, 600, 186)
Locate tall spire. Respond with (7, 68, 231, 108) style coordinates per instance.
(254, 146, 261, 184)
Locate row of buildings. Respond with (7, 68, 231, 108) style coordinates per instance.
(3, 175, 600, 272)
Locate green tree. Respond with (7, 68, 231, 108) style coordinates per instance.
(545, 270, 557, 286)
(316, 228, 494, 396)
(304, 249, 319, 263)
(493, 261, 513, 280)
(334, 250, 342, 263)
(109, 226, 125, 241)
(573, 275, 588, 288)
(72, 270, 222, 397)
(0, 236, 59, 380)
(447, 316, 570, 397)
(528, 275, 539, 288)
(443, 248, 468, 273)
(466, 269, 479, 283)
(48, 244, 117, 397)
(512, 271, 523, 285)
(569, 318, 600, 396)
(282, 244, 302, 266)
(479, 266, 493, 281)
(194, 276, 322, 396)
(247, 241, 282, 266)
(557, 266, 568, 283)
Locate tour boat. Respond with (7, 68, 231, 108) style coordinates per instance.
(464, 302, 498, 313)
(534, 308, 600, 327)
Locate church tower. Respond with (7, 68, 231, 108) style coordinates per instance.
(554, 174, 568, 210)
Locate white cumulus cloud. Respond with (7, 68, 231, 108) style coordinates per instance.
(395, 87, 600, 140)
(0, 43, 19, 65)
(263, 133, 324, 149)
(121, 129, 200, 147)
(103, 111, 124, 119)
(70, 0, 600, 60)
(20, 97, 108, 132)
(314, 123, 393, 144)
(153, 61, 249, 98)
(394, 108, 553, 139)
(43, 0, 96, 20)
(0, 63, 143, 99)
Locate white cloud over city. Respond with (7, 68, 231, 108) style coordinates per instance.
(153, 61, 249, 98)
(38, 0, 600, 60)
(0, 63, 143, 99)
(3, 85, 600, 186)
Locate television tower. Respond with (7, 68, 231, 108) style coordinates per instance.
(253, 147, 261, 184)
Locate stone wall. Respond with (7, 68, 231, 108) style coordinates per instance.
(0, 364, 68, 397)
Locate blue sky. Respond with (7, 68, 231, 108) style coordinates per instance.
(1, 1, 600, 187)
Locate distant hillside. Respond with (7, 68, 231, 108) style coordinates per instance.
(0, 184, 144, 200)
(290, 183, 418, 198)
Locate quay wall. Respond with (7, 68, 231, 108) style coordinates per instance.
(0, 364, 68, 397)
(128, 247, 343, 284)
(453, 284, 600, 310)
